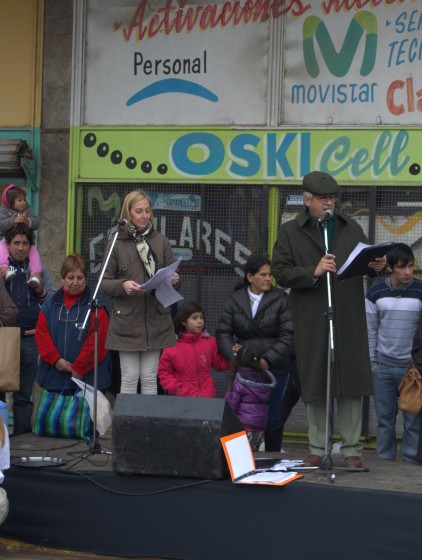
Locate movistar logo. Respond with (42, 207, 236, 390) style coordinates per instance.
(303, 11, 377, 78)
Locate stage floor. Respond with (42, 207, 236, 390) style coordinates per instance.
(1, 431, 421, 560)
(6, 431, 422, 495)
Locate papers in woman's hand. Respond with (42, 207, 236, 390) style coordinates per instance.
(139, 257, 184, 308)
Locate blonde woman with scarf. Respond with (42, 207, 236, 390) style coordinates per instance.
(101, 190, 180, 395)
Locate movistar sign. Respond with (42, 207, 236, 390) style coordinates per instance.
(303, 11, 377, 78)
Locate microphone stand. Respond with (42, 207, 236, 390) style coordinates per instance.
(74, 224, 121, 458)
(320, 220, 335, 471)
(319, 215, 368, 476)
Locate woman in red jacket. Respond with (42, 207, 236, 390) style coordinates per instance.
(158, 302, 230, 398)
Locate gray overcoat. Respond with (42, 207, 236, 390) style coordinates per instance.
(100, 229, 177, 353)
(271, 210, 373, 403)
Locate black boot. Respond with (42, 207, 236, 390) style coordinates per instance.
(264, 429, 282, 452)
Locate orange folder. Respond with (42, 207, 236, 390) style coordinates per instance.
(220, 431, 303, 486)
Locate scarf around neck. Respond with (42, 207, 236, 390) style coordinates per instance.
(127, 222, 156, 278)
(247, 287, 264, 318)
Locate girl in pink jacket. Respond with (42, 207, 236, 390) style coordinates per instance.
(158, 302, 231, 397)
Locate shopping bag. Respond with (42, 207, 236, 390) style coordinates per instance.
(71, 377, 113, 436)
(398, 362, 422, 414)
(33, 388, 93, 440)
(0, 327, 20, 392)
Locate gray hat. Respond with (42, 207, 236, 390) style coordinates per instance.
(303, 171, 339, 195)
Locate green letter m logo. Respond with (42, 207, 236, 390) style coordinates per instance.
(303, 11, 377, 78)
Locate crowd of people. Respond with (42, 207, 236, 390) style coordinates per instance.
(0, 177, 421, 476)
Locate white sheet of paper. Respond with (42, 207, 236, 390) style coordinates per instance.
(240, 471, 299, 484)
(154, 279, 184, 308)
(255, 460, 287, 472)
(139, 257, 184, 308)
(224, 433, 255, 480)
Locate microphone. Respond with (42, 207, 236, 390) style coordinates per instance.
(318, 209, 333, 224)
(114, 219, 129, 226)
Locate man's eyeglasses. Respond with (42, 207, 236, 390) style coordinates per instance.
(312, 195, 337, 202)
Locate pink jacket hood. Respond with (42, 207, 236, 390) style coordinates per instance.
(2, 184, 17, 208)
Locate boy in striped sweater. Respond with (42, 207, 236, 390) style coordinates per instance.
(365, 243, 422, 462)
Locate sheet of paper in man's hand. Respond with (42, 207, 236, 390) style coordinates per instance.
(139, 257, 184, 308)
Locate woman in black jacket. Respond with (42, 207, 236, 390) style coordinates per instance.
(216, 254, 294, 451)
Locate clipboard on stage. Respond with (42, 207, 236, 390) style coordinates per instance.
(337, 241, 393, 281)
(220, 431, 303, 486)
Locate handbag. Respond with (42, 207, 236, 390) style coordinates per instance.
(398, 362, 422, 414)
(33, 387, 93, 440)
(0, 325, 20, 392)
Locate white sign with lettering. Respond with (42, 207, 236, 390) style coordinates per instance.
(84, 0, 273, 125)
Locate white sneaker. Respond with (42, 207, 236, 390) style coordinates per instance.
(27, 276, 40, 289)
(5, 270, 16, 282)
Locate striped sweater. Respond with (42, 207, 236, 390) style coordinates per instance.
(365, 277, 422, 366)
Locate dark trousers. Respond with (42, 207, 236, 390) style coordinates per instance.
(267, 373, 289, 431)
(280, 362, 301, 428)
(13, 335, 38, 433)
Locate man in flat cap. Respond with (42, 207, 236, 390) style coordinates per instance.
(271, 171, 384, 469)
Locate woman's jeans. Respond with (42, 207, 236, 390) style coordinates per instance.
(373, 363, 422, 462)
(119, 350, 161, 394)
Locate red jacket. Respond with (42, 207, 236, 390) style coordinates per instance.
(158, 331, 231, 397)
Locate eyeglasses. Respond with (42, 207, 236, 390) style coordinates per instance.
(312, 195, 337, 202)
(58, 303, 81, 324)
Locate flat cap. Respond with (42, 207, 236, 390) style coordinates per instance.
(303, 171, 339, 195)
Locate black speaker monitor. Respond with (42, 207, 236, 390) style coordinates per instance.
(112, 394, 244, 479)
